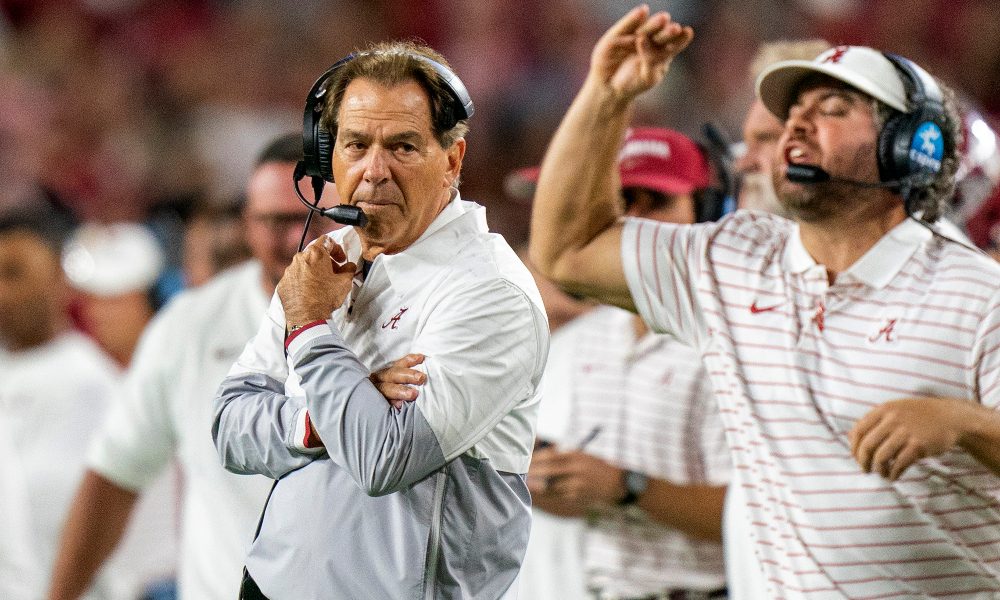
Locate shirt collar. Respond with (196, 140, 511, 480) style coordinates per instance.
(782, 218, 932, 288)
(782, 221, 814, 275)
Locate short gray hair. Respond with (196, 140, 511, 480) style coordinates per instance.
(319, 41, 469, 150)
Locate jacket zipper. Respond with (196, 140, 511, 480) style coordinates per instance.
(423, 470, 447, 599)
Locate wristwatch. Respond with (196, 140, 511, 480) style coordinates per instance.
(618, 469, 648, 506)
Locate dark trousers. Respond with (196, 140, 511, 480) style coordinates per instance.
(239, 569, 269, 600)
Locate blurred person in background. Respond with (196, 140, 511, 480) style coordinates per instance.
(181, 200, 251, 288)
(62, 222, 166, 366)
(47, 133, 334, 600)
(527, 127, 730, 600)
(733, 39, 831, 214)
(0, 207, 173, 600)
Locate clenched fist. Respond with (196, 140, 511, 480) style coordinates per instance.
(277, 237, 357, 327)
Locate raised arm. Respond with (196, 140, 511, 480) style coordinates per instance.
(529, 6, 693, 310)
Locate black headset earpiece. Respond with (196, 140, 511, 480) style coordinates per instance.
(697, 123, 736, 223)
(695, 187, 726, 223)
(300, 54, 357, 183)
(877, 53, 950, 202)
(299, 51, 474, 184)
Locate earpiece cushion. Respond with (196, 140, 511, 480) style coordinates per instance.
(316, 129, 335, 183)
(696, 188, 727, 223)
(878, 112, 910, 183)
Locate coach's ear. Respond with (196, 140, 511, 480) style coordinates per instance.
(443, 138, 466, 190)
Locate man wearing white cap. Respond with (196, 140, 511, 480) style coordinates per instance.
(527, 126, 730, 600)
(62, 222, 166, 366)
(48, 134, 334, 600)
(531, 6, 1000, 597)
(0, 209, 170, 600)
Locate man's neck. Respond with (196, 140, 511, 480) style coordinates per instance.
(797, 202, 907, 283)
(3, 322, 65, 354)
(631, 314, 648, 340)
(262, 273, 277, 298)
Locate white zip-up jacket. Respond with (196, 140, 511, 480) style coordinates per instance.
(213, 196, 549, 599)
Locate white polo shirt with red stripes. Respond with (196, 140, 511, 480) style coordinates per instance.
(622, 210, 1000, 598)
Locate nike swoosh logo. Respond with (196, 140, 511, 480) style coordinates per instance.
(750, 301, 782, 314)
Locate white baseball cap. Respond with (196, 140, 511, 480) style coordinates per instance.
(62, 222, 165, 296)
(756, 45, 910, 120)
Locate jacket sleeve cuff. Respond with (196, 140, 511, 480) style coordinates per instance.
(292, 408, 326, 453)
(284, 319, 329, 352)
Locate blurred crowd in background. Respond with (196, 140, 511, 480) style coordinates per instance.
(3, 0, 999, 259)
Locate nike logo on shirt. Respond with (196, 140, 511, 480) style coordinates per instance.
(750, 301, 782, 314)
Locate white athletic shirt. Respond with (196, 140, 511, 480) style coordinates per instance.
(88, 261, 274, 600)
(622, 210, 1000, 598)
(0, 331, 174, 599)
(519, 318, 589, 600)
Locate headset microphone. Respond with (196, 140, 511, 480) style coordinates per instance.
(292, 164, 367, 252)
(320, 204, 368, 226)
(786, 164, 983, 254)
(785, 164, 900, 189)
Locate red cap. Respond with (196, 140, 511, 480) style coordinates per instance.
(504, 166, 541, 203)
(504, 127, 709, 202)
(617, 127, 710, 195)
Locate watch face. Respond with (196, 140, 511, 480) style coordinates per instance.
(625, 470, 648, 495)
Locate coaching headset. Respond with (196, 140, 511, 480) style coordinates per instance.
(787, 52, 952, 216)
(293, 50, 474, 250)
(699, 122, 738, 222)
(879, 53, 951, 205)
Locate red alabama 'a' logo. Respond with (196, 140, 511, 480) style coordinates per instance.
(869, 318, 898, 343)
(823, 46, 849, 64)
(382, 307, 409, 330)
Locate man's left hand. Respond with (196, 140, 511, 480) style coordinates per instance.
(371, 353, 426, 409)
(849, 397, 973, 480)
(278, 237, 356, 326)
(528, 448, 626, 510)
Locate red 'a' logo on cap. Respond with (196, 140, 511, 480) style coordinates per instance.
(823, 46, 850, 64)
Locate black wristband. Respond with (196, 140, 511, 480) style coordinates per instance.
(618, 469, 648, 506)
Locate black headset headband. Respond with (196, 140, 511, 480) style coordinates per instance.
(299, 50, 474, 183)
(883, 52, 944, 111)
